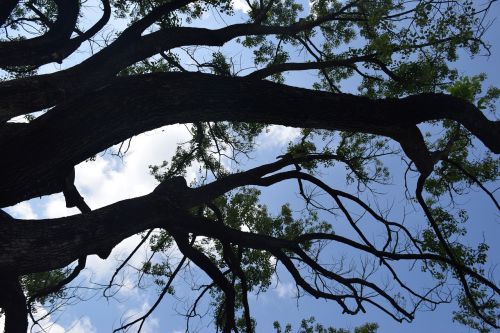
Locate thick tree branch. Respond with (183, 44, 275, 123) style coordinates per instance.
(0, 276, 28, 333)
(1, 21, 343, 118)
(0, 0, 18, 26)
(0, 0, 498, 331)
(1, 73, 497, 207)
(0, 158, 497, 330)
(0, 177, 190, 274)
(0, 0, 80, 67)
(0, 14, 473, 119)
(1, 159, 497, 297)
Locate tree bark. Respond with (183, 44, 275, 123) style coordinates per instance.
(0, 0, 19, 26)
(0, 0, 80, 67)
(0, 21, 370, 119)
(0, 72, 498, 207)
(0, 177, 192, 274)
(0, 276, 28, 333)
(0, 171, 295, 275)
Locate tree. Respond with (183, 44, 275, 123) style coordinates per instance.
(0, 0, 499, 332)
(274, 316, 379, 333)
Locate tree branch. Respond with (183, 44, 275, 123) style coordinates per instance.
(0, 0, 80, 67)
(1, 73, 497, 206)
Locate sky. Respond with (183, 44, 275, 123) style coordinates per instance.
(1, 1, 500, 332)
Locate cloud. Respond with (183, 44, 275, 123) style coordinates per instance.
(66, 317, 97, 333)
(257, 125, 301, 150)
(0, 125, 198, 331)
(275, 280, 296, 298)
(232, 0, 251, 12)
(2, 125, 196, 310)
(43, 194, 80, 218)
(74, 124, 194, 210)
(120, 301, 160, 333)
(272, 275, 297, 299)
(5, 201, 38, 219)
(71, 126, 195, 283)
(36, 124, 194, 220)
(0, 306, 96, 333)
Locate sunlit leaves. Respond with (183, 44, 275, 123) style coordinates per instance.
(418, 75, 499, 331)
(285, 129, 392, 188)
(424, 75, 499, 200)
(150, 121, 267, 182)
(454, 288, 499, 333)
(22, 269, 69, 313)
(448, 74, 500, 113)
(111, 0, 234, 28)
(273, 316, 378, 333)
(203, 188, 331, 331)
(5, 0, 498, 331)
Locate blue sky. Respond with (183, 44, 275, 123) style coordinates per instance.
(1, 1, 499, 332)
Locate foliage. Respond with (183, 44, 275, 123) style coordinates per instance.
(273, 317, 378, 333)
(0, 0, 499, 332)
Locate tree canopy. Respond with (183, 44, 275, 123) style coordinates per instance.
(0, 0, 499, 332)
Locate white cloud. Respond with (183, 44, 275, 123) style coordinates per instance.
(67, 317, 97, 333)
(12, 306, 95, 333)
(275, 281, 296, 298)
(29, 307, 65, 333)
(0, 125, 199, 331)
(5, 201, 38, 219)
(13, 124, 198, 312)
(84, 233, 145, 282)
(74, 124, 193, 209)
(43, 194, 80, 218)
(257, 125, 301, 150)
(272, 276, 297, 299)
(6, 125, 198, 221)
(233, 0, 251, 12)
(121, 301, 160, 333)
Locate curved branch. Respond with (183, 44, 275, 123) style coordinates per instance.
(0, 158, 497, 317)
(0, 0, 80, 67)
(211, 200, 253, 333)
(295, 232, 499, 295)
(2, 20, 354, 118)
(172, 232, 236, 333)
(252, 168, 500, 294)
(0, 0, 18, 26)
(27, 257, 87, 305)
(1, 73, 498, 206)
(293, 247, 413, 319)
(1, 9, 482, 118)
